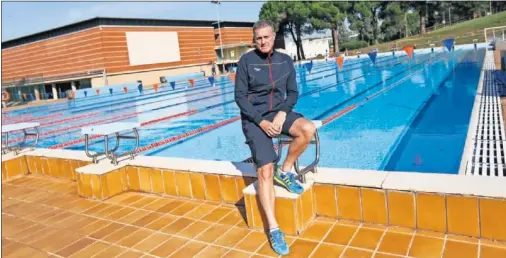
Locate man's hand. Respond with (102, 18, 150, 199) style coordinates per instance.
(259, 120, 280, 137)
(272, 111, 287, 134)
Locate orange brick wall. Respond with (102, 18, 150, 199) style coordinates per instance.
(1, 26, 220, 81)
(215, 27, 252, 46)
(313, 183, 506, 241)
(2, 28, 105, 81)
(2, 156, 28, 181)
(76, 165, 256, 202)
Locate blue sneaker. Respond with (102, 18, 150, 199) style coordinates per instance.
(269, 228, 289, 255)
(274, 168, 304, 194)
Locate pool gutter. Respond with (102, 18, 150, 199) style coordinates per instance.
(459, 49, 506, 176)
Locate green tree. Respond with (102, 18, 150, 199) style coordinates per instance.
(407, 12, 421, 36)
(309, 1, 348, 55)
(452, 2, 490, 20)
(492, 1, 506, 13)
(380, 2, 406, 41)
(425, 1, 443, 30)
(407, 1, 429, 35)
(435, 1, 452, 26)
(348, 1, 382, 45)
(259, 1, 311, 60)
(337, 23, 350, 44)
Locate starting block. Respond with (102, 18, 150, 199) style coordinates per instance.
(82, 122, 140, 165)
(275, 120, 321, 183)
(1, 122, 40, 155)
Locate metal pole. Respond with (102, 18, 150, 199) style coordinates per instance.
(103, 69, 108, 86)
(214, 1, 225, 67)
(449, 7, 451, 26)
(198, 47, 202, 72)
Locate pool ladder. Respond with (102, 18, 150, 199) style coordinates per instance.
(275, 130, 320, 183)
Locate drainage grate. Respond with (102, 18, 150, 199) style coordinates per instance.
(465, 51, 506, 177)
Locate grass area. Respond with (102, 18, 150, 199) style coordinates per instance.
(353, 11, 506, 54)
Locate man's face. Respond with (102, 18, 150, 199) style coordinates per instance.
(254, 26, 275, 54)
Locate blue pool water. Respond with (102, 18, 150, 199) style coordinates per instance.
(2, 45, 486, 174)
(384, 58, 483, 173)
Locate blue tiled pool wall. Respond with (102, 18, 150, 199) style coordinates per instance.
(3, 45, 485, 173)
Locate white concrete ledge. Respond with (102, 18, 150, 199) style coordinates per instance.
(127, 156, 191, 172)
(2, 122, 40, 133)
(1, 148, 92, 162)
(243, 180, 312, 199)
(314, 167, 388, 188)
(13, 148, 506, 199)
(81, 122, 140, 136)
(1, 151, 24, 162)
(76, 162, 127, 175)
(127, 155, 257, 178)
(314, 167, 506, 199)
(27, 148, 93, 162)
(382, 171, 506, 199)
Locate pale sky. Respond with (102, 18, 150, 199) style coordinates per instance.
(1, 1, 265, 41)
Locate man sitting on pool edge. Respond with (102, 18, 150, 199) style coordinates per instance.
(234, 20, 317, 255)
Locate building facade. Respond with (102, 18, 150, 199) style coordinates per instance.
(1, 17, 265, 102)
(285, 37, 332, 60)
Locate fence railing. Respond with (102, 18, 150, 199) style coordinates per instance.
(1, 69, 104, 88)
(349, 29, 486, 55)
(484, 25, 506, 43)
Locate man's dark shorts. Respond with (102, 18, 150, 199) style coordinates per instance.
(242, 111, 304, 168)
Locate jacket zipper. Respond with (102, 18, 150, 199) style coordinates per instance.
(267, 55, 275, 111)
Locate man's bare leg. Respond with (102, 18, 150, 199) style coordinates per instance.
(281, 118, 317, 172)
(257, 162, 278, 229)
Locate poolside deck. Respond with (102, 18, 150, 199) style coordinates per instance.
(3, 45, 506, 257)
(2, 98, 69, 112)
(3, 175, 506, 258)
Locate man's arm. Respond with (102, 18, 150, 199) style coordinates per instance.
(235, 55, 264, 125)
(279, 58, 299, 113)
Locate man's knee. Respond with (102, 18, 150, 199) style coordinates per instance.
(299, 120, 316, 140)
(257, 163, 274, 181)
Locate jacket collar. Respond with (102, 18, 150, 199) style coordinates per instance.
(255, 48, 276, 60)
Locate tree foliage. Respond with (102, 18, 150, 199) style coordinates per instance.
(259, 1, 312, 60)
(379, 2, 405, 41)
(258, 0, 506, 59)
(348, 1, 382, 45)
(309, 1, 347, 55)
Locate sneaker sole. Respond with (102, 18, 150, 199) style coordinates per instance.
(274, 175, 303, 194)
(270, 242, 289, 255)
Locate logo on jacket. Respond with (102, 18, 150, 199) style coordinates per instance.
(254, 68, 261, 72)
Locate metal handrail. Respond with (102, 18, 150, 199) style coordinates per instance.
(84, 127, 140, 165)
(104, 129, 140, 165)
(2, 126, 39, 155)
(275, 129, 320, 183)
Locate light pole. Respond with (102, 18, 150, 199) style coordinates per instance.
(449, 7, 452, 26)
(212, 0, 225, 70)
(198, 47, 202, 72)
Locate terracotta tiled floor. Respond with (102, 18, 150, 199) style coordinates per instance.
(3, 175, 506, 258)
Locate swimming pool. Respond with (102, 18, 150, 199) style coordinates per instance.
(2, 45, 485, 174)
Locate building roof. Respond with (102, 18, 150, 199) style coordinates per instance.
(212, 21, 255, 29)
(2, 17, 254, 50)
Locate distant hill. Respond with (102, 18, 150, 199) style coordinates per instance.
(352, 11, 506, 54)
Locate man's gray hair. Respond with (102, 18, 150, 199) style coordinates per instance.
(253, 20, 275, 36)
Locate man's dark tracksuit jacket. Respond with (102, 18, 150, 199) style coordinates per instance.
(234, 49, 303, 167)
